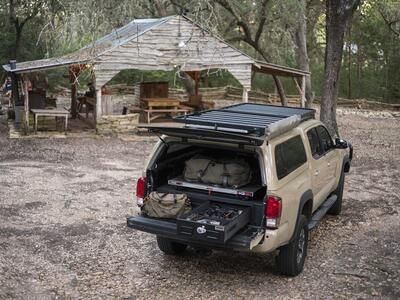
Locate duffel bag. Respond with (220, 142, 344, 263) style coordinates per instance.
(183, 155, 213, 182)
(201, 159, 252, 188)
(142, 192, 191, 218)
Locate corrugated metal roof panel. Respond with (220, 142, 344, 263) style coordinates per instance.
(2, 17, 171, 73)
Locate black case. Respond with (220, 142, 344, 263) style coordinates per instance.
(177, 201, 251, 243)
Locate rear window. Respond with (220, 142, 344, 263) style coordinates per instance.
(275, 135, 307, 180)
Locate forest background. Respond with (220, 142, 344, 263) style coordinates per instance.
(0, 0, 399, 105)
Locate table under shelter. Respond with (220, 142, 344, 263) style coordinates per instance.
(31, 108, 69, 133)
(2, 15, 309, 132)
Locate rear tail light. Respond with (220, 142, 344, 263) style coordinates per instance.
(136, 177, 147, 207)
(265, 195, 282, 229)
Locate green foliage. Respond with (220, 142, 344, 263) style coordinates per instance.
(0, 0, 398, 103)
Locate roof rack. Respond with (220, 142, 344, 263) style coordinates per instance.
(174, 103, 315, 138)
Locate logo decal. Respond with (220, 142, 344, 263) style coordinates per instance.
(197, 226, 207, 234)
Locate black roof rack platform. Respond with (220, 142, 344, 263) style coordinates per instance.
(174, 103, 315, 137)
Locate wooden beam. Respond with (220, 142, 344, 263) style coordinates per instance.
(301, 76, 306, 108)
(292, 77, 306, 107)
(23, 77, 29, 133)
(242, 88, 248, 103)
(96, 89, 102, 121)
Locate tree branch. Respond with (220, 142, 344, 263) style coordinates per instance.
(255, 0, 270, 45)
(378, 9, 400, 37)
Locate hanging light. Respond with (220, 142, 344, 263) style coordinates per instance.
(177, 15, 186, 48)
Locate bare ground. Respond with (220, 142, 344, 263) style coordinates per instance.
(0, 110, 399, 299)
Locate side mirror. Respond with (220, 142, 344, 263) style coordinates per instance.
(334, 138, 348, 149)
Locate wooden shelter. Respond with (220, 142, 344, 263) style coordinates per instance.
(2, 15, 309, 128)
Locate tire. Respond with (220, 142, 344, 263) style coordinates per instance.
(156, 236, 187, 255)
(328, 171, 345, 215)
(276, 215, 309, 276)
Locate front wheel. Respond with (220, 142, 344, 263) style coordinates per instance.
(276, 215, 309, 276)
(156, 236, 187, 255)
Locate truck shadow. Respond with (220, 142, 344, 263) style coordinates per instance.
(159, 247, 278, 276)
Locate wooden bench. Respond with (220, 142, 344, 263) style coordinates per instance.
(143, 108, 191, 124)
(31, 108, 69, 134)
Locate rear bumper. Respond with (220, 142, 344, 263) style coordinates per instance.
(127, 215, 264, 251)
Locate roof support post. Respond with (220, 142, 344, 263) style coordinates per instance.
(242, 88, 248, 103)
(293, 76, 306, 108)
(96, 88, 102, 121)
(301, 75, 306, 108)
(23, 77, 30, 134)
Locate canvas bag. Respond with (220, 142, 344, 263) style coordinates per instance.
(183, 155, 213, 182)
(142, 192, 191, 218)
(201, 159, 252, 187)
(184, 155, 252, 187)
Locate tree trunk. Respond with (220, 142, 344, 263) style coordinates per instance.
(295, 0, 314, 107)
(272, 75, 287, 106)
(320, 0, 360, 136)
(179, 71, 195, 96)
(69, 69, 78, 119)
(347, 19, 352, 99)
(256, 49, 287, 105)
(13, 26, 22, 59)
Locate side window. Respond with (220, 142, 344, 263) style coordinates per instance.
(316, 126, 333, 154)
(275, 135, 307, 180)
(307, 128, 321, 158)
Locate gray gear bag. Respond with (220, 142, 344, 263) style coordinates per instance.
(183, 155, 252, 188)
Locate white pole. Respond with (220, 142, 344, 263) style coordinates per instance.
(242, 88, 249, 103)
(23, 78, 29, 132)
(96, 89, 102, 121)
(301, 76, 306, 108)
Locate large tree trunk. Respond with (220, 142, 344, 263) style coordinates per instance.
(13, 27, 22, 59)
(320, 0, 360, 136)
(295, 0, 313, 107)
(179, 71, 195, 96)
(272, 75, 287, 106)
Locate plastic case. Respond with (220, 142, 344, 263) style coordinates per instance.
(177, 201, 251, 243)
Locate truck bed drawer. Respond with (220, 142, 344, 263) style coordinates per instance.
(177, 201, 251, 243)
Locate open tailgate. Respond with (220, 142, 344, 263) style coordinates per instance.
(127, 215, 265, 250)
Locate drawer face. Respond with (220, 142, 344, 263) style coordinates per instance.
(177, 201, 251, 243)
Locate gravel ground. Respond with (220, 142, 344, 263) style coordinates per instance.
(0, 110, 399, 299)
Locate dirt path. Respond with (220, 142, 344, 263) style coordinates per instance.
(0, 111, 399, 299)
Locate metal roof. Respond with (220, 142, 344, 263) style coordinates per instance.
(2, 17, 172, 73)
(2, 15, 309, 79)
(253, 60, 310, 77)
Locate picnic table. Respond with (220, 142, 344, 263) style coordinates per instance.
(31, 108, 69, 133)
(141, 97, 192, 123)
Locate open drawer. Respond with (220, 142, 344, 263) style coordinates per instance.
(127, 215, 265, 250)
(177, 201, 251, 244)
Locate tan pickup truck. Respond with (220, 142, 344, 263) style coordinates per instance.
(127, 103, 353, 276)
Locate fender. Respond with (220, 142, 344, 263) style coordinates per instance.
(288, 189, 313, 243)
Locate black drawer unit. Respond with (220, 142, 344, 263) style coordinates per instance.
(177, 201, 251, 243)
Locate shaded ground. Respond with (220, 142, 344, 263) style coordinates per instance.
(0, 109, 399, 299)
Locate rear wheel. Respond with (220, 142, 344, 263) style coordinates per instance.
(156, 236, 187, 255)
(328, 171, 345, 215)
(276, 215, 309, 276)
